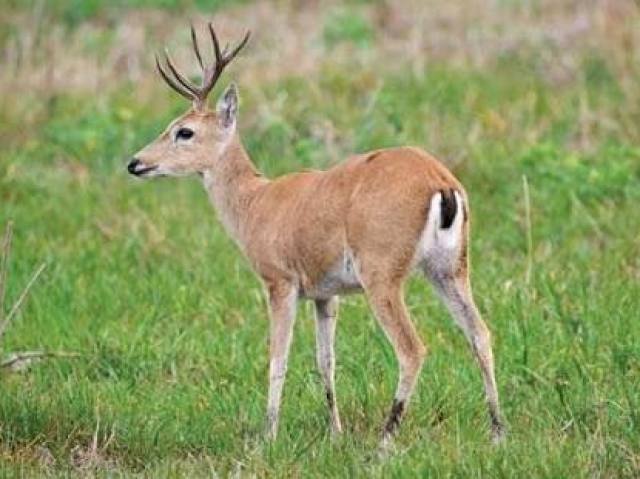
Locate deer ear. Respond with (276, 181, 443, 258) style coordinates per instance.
(216, 83, 238, 130)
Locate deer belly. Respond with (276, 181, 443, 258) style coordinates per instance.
(310, 252, 362, 299)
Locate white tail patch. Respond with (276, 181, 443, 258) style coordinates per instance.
(416, 190, 464, 273)
(422, 190, 464, 250)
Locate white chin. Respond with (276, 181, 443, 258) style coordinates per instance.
(137, 167, 169, 178)
(136, 167, 188, 178)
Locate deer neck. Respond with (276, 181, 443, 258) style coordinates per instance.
(202, 134, 266, 244)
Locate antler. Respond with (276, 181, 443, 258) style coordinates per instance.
(155, 23, 251, 109)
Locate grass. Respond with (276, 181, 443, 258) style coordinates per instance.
(1, 0, 640, 476)
(3, 0, 249, 27)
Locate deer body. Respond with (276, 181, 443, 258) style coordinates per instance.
(220, 144, 458, 297)
(129, 24, 505, 445)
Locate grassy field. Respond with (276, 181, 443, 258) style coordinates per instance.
(1, 0, 640, 476)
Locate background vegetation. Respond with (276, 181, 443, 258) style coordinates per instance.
(1, 0, 639, 476)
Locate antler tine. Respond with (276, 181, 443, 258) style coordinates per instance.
(208, 22, 224, 64)
(226, 30, 251, 63)
(163, 48, 199, 97)
(155, 54, 194, 102)
(198, 23, 240, 102)
(190, 24, 205, 70)
(211, 27, 251, 78)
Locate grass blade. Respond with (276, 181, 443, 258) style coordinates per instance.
(522, 175, 533, 286)
(0, 221, 13, 323)
(0, 262, 47, 340)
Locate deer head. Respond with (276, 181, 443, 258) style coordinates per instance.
(128, 24, 250, 178)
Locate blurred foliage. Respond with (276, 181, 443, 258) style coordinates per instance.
(4, 0, 250, 26)
(323, 6, 375, 48)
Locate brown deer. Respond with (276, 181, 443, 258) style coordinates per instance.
(128, 24, 506, 445)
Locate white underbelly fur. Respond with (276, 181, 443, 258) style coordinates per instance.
(312, 250, 363, 299)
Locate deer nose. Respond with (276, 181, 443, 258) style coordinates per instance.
(127, 158, 140, 175)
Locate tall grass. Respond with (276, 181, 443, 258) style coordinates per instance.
(1, 0, 639, 476)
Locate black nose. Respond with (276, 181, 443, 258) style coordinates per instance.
(127, 158, 140, 175)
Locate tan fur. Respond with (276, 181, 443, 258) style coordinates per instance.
(129, 28, 505, 445)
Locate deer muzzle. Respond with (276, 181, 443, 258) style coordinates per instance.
(127, 158, 158, 177)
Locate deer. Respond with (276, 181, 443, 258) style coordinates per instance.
(127, 23, 506, 446)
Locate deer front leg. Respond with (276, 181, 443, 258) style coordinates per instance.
(314, 297, 343, 436)
(265, 280, 298, 441)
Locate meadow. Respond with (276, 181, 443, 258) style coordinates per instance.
(1, 0, 639, 476)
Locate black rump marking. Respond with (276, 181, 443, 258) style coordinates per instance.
(439, 189, 458, 229)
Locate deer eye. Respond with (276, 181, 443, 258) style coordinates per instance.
(175, 127, 194, 141)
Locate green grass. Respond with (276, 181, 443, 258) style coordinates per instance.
(1, 1, 640, 477)
(3, 0, 249, 27)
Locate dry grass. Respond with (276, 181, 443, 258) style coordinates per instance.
(2, 0, 639, 98)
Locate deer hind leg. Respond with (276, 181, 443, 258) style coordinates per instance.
(431, 273, 505, 442)
(360, 276, 427, 443)
(314, 297, 342, 435)
(423, 191, 506, 443)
